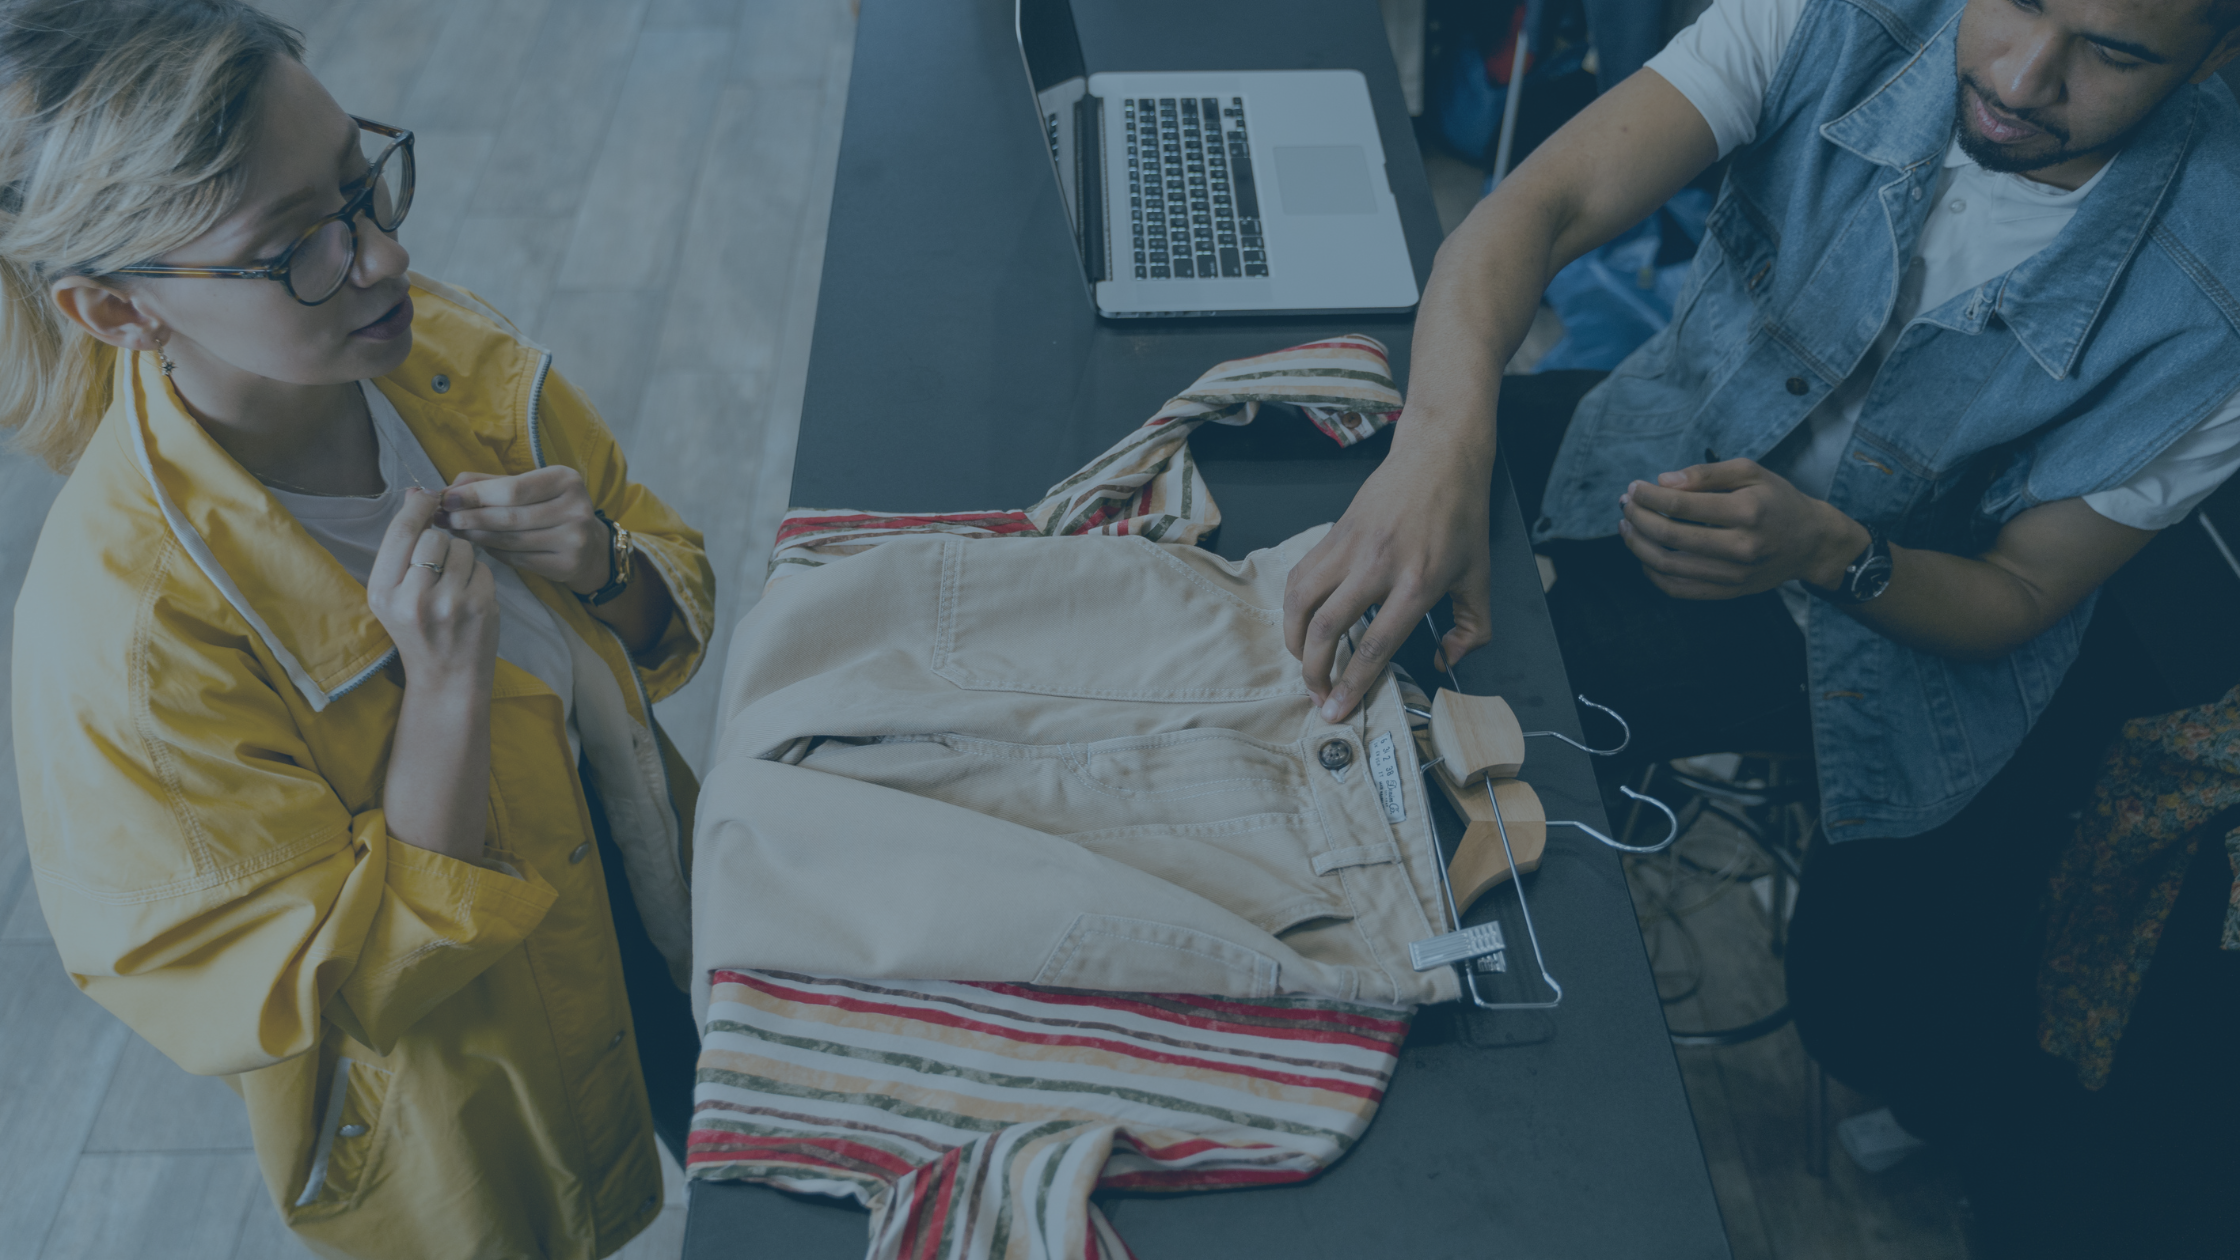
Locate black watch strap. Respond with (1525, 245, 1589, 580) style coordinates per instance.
(1811, 526, 1893, 605)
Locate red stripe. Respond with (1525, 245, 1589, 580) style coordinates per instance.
(689, 1132, 918, 1178)
(773, 510, 1037, 542)
(728, 974, 1388, 1100)
(1097, 1156, 1317, 1183)
(711, 972, 1407, 1055)
(964, 981, 1411, 1046)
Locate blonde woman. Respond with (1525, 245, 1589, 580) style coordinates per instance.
(4, 3, 715, 1257)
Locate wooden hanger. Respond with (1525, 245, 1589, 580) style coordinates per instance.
(1428, 689, 1524, 783)
(1425, 770, 1546, 913)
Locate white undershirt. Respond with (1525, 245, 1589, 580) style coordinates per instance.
(1645, 0, 2240, 623)
(268, 382, 580, 758)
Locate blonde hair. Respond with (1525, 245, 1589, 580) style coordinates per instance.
(0, 1, 301, 471)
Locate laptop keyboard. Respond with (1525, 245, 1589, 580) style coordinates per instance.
(1123, 96, 1268, 281)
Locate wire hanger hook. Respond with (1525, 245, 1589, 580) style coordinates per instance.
(1524, 695, 1630, 756)
(1551, 786, 1679, 854)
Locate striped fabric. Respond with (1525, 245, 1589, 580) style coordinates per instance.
(764, 334, 1403, 583)
(690, 971, 1412, 1260)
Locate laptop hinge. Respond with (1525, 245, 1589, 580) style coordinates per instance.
(1074, 93, 1107, 283)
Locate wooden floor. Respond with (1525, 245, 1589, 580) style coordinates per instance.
(0, 5, 1983, 1259)
(0, 1, 854, 1257)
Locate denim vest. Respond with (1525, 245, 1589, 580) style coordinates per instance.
(1535, 0, 2240, 839)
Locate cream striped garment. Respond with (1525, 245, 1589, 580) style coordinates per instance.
(691, 971, 1411, 1260)
(764, 334, 1405, 583)
(691, 336, 1420, 1259)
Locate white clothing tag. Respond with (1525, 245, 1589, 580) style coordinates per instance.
(1368, 731, 1406, 823)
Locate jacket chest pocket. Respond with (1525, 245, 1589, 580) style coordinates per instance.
(290, 1056, 395, 1218)
(930, 536, 1299, 702)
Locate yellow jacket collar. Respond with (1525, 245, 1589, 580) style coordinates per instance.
(116, 275, 554, 712)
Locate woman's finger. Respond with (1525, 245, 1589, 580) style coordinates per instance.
(448, 524, 573, 551)
(441, 499, 575, 534)
(434, 534, 477, 596)
(371, 489, 444, 590)
(405, 525, 452, 585)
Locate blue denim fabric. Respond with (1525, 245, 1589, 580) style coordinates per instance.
(1535, 0, 2240, 839)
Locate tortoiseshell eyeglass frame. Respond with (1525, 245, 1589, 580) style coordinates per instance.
(104, 117, 414, 307)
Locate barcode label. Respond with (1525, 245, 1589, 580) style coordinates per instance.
(1369, 731, 1406, 823)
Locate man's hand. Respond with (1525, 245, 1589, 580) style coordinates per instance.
(438, 466, 612, 595)
(1617, 459, 1868, 599)
(1283, 435, 1496, 723)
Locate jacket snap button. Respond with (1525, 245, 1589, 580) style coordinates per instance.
(609, 1029, 625, 1049)
(1785, 377, 1809, 396)
(1911, 185, 1923, 201)
(338, 1123, 368, 1138)
(431, 373, 451, 393)
(1318, 740, 1353, 771)
(569, 843, 590, 864)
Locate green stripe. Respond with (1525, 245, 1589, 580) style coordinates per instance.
(703, 1021, 1357, 1146)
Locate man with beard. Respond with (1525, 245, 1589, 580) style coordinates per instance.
(1281, 0, 2240, 1250)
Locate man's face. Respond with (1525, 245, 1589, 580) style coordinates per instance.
(1954, 0, 2238, 183)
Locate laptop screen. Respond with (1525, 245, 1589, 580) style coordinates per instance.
(1015, 0, 1091, 259)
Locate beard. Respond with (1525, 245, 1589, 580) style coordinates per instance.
(1951, 73, 2097, 173)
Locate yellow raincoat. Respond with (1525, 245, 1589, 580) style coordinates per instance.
(12, 276, 716, 1260)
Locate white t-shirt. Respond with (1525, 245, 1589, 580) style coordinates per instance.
(1645, 0, 2240, 619)
(268, 382, 581, 758)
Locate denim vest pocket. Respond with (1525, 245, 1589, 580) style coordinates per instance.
(1036, 913, 1281, 996)
(931, 536, 1299, 701)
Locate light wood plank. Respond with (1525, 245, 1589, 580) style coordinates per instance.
(731, 0, 854, 86)
(0, 944, 131, 1256)
(253, 0, 360, 57)
(84, 1035, 255, 1154)
(304, 0, 455, 121)
(399, 0, 557, 132)
(435, 215, 575, 336)
(469, 0, 655, 217)
(533, 290, 670, 441)
(39, 1152, 264, 1260)
(555, 30, 734, 291)
(636, 372, 766, 772)
(646, 0, 745, 32)
(397, 130, 495, 282)
(650, 83, 821, 376)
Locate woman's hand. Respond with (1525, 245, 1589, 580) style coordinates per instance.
(438, 467, 612, 595)
(369, 489, 499, 685)
(368, 490, 499, 862)
(1282, 431, 1497, 723)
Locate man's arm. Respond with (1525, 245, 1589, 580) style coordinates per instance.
(1282, 69, 1721, 722)
(1618, 460, 2156, 660)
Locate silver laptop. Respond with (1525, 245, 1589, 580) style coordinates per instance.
(1017, 0, 1420, 318)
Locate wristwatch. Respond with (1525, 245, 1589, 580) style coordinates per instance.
(1810, 525, 1893, 605)
(579, 510, 634, 606)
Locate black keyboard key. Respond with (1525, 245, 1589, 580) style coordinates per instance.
(1172, 255, 1195, 278)
(1219, 247, 1242, 277)
(1244, 262, 1268, 277)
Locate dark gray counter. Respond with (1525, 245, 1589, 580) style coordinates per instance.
(684, 1, 1730, 1254)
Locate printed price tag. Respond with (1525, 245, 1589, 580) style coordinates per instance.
(1368, 731, 1406, 823)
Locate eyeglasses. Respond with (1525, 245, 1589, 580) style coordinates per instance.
(107, 117, 415, 306)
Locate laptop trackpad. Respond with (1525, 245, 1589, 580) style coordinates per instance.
(1273, 145, 1377, 215)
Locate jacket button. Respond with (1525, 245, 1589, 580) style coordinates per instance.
(609, 1029, 625, 1050)
(338, 1124, 368, 1138)
(640, 1195, 659, 1213)
(1785, 377, 1809, 396)
(431, 373, 451, 393)
(569, 843, 590, 864)
(1318, 740, 1353, 771)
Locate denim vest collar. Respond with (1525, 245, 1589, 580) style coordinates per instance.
(1819, 7, 2197, 381)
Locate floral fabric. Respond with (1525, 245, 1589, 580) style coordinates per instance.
(2038, 685, 2240, 1089)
